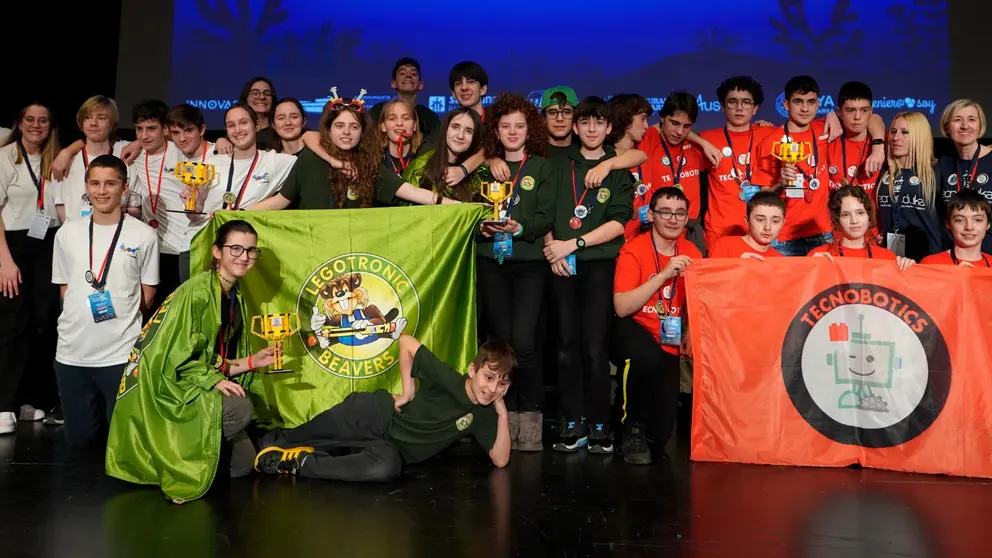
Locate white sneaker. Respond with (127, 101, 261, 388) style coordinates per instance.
(19, 405, 45, 421)
(0, 412, 15, 434)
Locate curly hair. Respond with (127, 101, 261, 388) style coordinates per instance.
(828, 185, 877, 246)
(319, 103, 383, 208)
(481, 93, 548, 159)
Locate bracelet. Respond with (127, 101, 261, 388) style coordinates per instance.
(247, 355, 254, 370)
(458, 164, 469, 178)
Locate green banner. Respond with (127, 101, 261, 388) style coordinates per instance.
(191, 204, 486, 428)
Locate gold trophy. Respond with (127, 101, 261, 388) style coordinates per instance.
(479, 180, 512, 222)
(171, 162, 216, 214)
(771, 140, 811, 186)
(250, 312, 301, 374)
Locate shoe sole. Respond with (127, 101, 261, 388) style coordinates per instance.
(253, 446, 286, 473)
(588, 445, 614, 455)
(623, 453, 652, 465)
(516, 441, 543, 452)
(552, 437, 587, 452)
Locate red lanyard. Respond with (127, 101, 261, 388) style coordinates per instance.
(200, 142, 210, 162)
(224, 151, 260, 210)
(841, 138, 869, 185)
(571, 161, 591, 208)
(145, 152, 166, 216)
(508, 154, 529, 195)
(82, 144, 113, 169)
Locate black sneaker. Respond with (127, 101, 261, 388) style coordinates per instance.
(253, 446, 314, 475)
(621, 423, 651, 464)
(552, 420, 587, 452)
(43, 406, 64, 426)
(588, 423, 614, 454)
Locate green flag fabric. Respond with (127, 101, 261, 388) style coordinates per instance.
(190, 204, 486, 429)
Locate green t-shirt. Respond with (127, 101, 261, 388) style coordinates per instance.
(386, 345, 498, 464)
(549, 144, 634, 261)
(279, 147, 403, 209)
(476, 155, 556, 261)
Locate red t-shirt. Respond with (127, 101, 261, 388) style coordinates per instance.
(921, 250, 992, 266)
(638, 126, 662, 156)
(708, 235, 784, 258)
(699, 125, 777, 248)
(825, 136, 880, 193)
(627, 140, 705, 240)
(614, 234, 703, 355)
(752, 120, 832, 241)
(808, 243, 897, 260)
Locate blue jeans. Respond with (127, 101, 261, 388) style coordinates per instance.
(771, 232, 833, 257)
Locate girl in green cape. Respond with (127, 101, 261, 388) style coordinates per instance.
(106, 220, 275, 504)
(403, 107, 485, 202)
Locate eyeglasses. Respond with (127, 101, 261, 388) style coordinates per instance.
(224, 245, 262, 259)
(249, 89, 273, 99)
(545, 108, 574, 120)
(724, 98, 755, 109)
(650, 208, 689, 221)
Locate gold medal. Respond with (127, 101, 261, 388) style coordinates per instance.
(655, 300, 665, 314)
(223, 192, 237, 205)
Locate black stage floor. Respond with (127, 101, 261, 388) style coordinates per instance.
(2, 419, 989, 558)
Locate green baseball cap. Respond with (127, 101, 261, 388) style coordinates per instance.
(540, 86, 578, 109)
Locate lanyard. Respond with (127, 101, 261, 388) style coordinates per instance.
(389, 136, 411, 174)
(660, 141, 685, 184)
(82, 144, 113, 169)
(838, 243, 873, 258)
(723, 127, 753, 183)
(224, 151, 260, 210)
(841, 137, 869, 185)
(571, 161, 591, 208)
(950, 250, 991, 267)
(888, 171, 904, 233)
(216, 289, 238, 364)
(784, 122, 819, 182)
(508, 154, 529, 196)
(199, 142, 210, 162)
(17, 140, 46, 212)
(955, 148, 982, 191)
(145, 152, 166, 216)
(88, 215, 126, 291)
(651, 233, 678, 315)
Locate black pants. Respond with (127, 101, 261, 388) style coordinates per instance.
(476, 257, 548, 412)
(0, 230, 59, 413)
(609, 316, 681, 445)
(54, 361, 123, 446)
(263, 391, 402, 482)
(149, 253, 181, 318)
(552, 258, 615, 425)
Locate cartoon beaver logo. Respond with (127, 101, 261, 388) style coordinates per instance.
(309, 273, 408, 349)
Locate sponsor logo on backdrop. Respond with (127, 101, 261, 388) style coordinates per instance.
(781, 283, 951, 448)
(775, 94, 937, 118)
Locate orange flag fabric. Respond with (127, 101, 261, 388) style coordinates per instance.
(686, 258, 992, 478)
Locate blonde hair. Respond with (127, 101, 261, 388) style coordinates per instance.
(75, 96, 119, 140)
(2, 103, 61, 180)
(377, 99, 421, 155)
(884, 111, 936, 208)
(940, 99, 986, 138)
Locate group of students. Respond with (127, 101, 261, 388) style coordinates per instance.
(0, 56, 989, 503)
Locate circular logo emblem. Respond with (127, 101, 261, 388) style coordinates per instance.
(781, 283, 950, 448)
(662, 285, 672, 299)
(298, 254, 420, 378)
(882, 174, 891, 185)
(829, 166, 838, 175)
(847, 166, 857, 178)
(738, 153, 749, 165)
(947, 174, 958, 187)
(347, 189, 359, 201)
(977, 173, 989, 185)
(909, 176, 920, 186)
(520, 176, 536, 191)
(775, 93, 789, 118)
(721, 146, 733, 157)
(597, 188, 611, 203)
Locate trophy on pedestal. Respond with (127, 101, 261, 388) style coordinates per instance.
(479, 180, 513, 222)
(771, 140, 812, 186)
(250, 312, 301, 374)
(171, 162, 216, 214)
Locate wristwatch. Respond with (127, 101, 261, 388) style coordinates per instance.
(871, 138, 885, 146)
(576, 237, 586, 250)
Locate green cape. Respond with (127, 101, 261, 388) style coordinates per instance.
(106, 270, 251, 503)
(402, 149, 485, 203)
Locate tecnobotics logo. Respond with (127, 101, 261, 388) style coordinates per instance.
(298, 254, 419, 378)
(781, 283, 951, 448)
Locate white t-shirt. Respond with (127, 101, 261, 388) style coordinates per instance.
(185, 149, 295, 247)
(129, 142, 188, 255)
(55, 140, 136, 222)
(52, 214, 160, 366)
(0, 142, 61, 231)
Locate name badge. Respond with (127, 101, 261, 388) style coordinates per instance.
(88, 290, 117, 323)
(660, 315, 682, 346)
(27, 213, 50, 240)
(742, 185, 759, 202)
(639, 205, 650, 226)
(886, 233, 907, 257)
(785, 188, 805, 199)
(493, 232, 513, 260)
(564, 254, 576, 276)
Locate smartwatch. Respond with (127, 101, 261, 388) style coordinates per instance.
(576, 237, 586, 250)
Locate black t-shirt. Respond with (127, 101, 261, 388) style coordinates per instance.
(279, 148, 403, 209)
(216, 289, 242, 361)
(369, 102, 442, 147)
(876, 167, 944, 261)
(256, 127, 278, 151)
(937, 152, 992, 253)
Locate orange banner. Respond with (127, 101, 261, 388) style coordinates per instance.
(685, 259, 992, 478)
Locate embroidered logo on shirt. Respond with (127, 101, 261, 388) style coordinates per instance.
(456, 413, 474, 431)
(119, 243, 139, 258)
(520, 176, 535, 191)
(252, 171, 271, 183)
(597, 188, 611, 203)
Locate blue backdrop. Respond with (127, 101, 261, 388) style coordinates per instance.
(172, 0, 949, 129)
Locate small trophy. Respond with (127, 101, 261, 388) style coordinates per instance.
(771, 140, 811, 186)
(170, 162, 216, 214)
(479, 180, 512, 222)
(250, 312, 301, 374)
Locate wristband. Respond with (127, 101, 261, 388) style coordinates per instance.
(458, 164, 469, 178)
(513, 222, 524, 237)
(247, 355, 254, 370)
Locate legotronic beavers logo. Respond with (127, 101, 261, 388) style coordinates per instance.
(781, 283, 951, 448)
(298, 254, 419, 378)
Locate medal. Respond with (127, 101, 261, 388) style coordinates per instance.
(841, 178, 849, 186)
(673, 183, 683, 190)
(84, 270, 94, 284)
(81, 193, 90, 205)
(655, 300, 665, 314)
(635, 183, 647, 197)
(223, 192, 237, 205)
(809, 178, 821, 190)
(829, 165, 838, 175)
(573, 205, 588, 219)
(149, 219, 159, 229)
(569, 217, 582, 229)
(662, 156, 671, 166)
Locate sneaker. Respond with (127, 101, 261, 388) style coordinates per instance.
(552, 420, 587, 453)
(621, 423, 651, 465)
(253, 446, 314, 475)
(43, 406, 64, 426)
(588, 423, 614, 454)
(508, 411, 520, 451)
(19, 405, 44, 422)
(516, 411, 543, 452)
(0, 412, 15, 435)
